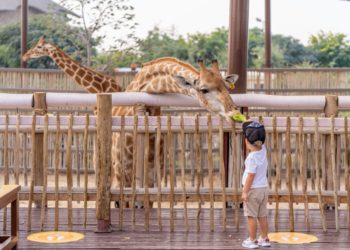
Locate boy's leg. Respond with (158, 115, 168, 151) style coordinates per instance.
(247, 216, 257, 240)
(257, 216, 268, 238)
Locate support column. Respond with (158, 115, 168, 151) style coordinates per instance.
(226, 0, 250, 188)
(264, 0, 272, 93)
(33, 92, 47, 208)
(324, 95, 339, 192)
(21, 0, 28, 68)
(96, 94, 112, 232)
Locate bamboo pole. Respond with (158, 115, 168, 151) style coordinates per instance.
(231, 120, 239, 231)
(195, 114, 201, 232)
(155, 116, 163, 231)
(83, 114, 89, 228)
(3, 114, 9, 231)
(40, 114, 48, 231)
(286, 116, 294, 231)
(96, 94, 112, 232)
(345, 117, 350, 230)
(219, 117, 227, 231)
(54, 114, 60, 231)
(330, 116, 339, 232)
(15, 114, 20, 184)
(143, 115, 150, 231)
(119, 116, 125, 230)
(66, 114, 73, 231)
(315, 117, 327, 232)
(131, 115, 138, 228)
(167, 115, 175, 232)
(272, 115, 280, 231)
(207, 115, 214, 232)
(298, 117, 310, 231)
(180, 115, 189, 232)
(27, 113, 36, 231)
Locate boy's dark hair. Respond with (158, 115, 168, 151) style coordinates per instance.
(242, 121, 266, 145)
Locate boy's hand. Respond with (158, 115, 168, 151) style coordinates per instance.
(241, 191, 248, 202)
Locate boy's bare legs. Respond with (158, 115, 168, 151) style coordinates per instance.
(258, 216, 268, 238)
(247, 216, 257, 240)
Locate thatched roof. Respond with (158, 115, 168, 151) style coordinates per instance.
(0, 0, 78, 17)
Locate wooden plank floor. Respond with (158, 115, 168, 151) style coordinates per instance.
(1, 207, 350, 249)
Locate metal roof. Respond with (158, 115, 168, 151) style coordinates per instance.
(0, 0, 78, 17)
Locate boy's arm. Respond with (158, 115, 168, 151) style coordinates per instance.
(242, 173, 255, 202)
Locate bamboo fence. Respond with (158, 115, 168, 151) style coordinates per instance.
(0, 113, 350, 232)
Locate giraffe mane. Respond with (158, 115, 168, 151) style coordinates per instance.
(141, 57, 199, 75)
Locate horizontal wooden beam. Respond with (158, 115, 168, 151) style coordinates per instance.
(18, 187, 349, 204)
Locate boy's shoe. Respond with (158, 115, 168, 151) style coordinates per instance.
(242, 238, 259, 249)
(258, 236, 271, 247)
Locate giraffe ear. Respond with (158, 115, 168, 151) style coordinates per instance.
(224, 74, 239, 90)
(173, 75, 194, 89)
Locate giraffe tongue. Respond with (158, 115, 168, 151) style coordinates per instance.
(231, 113, 247, 123)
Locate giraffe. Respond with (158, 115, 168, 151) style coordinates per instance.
(22, 36, 123, 93)
(23, 37, 243, 207)
(111, 57, 243, 207)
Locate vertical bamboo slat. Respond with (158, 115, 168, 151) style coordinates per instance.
(272, 116, 280, 231)
(40, 114, 48, 231)
(207, 115, 214, 232)
(66, 114, 73, 231)
(330, 116, 339, 232)
(231, 121, 239, 231)
(83, 114, 89, 228)
(155, 116, 163, 231)
(15, 114, 20, 184)
(2, 114, 9, 231)
(27, 113, 36, 231)
(119, 116, 125, 230)
(286, 116, 294, 232)
(54, 114, 60, 231)
(167, 115, 175, 232)
(219, 118, 227, 231)
(298, 117, 310, 231)
(344, 117, 350, 230)
(180, 115, 189, 232)
(131, 115, 138, 227)
(315, 117, 326, 232)
(144, 115, 150, 231)
(195, 114, 201, 232)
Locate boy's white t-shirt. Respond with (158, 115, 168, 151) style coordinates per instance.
(242, 145, 268, 188)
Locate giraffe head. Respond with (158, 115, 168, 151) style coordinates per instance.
(22, 36, 51, 62)
(174, 59, 243, 122)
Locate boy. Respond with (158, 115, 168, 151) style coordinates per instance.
(241, 121, 271, 249)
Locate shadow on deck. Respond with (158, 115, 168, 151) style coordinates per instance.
(1, 208, 350, 249)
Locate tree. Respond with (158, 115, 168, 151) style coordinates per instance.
(0, 14, 95, 68)
(308, 31, 350, 67)
(59, 0, 137, 66)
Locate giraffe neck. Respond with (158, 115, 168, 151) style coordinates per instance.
(46, 45, 122, 93)
(126, 57, 199, 94)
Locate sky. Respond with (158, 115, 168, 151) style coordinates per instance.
(128, 0, 350, 45)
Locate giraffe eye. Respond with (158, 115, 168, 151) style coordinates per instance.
(200, 88, 209, 94)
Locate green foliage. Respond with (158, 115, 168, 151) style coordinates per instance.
(308, 31, 350, 67)
(0, 14, 97, 68)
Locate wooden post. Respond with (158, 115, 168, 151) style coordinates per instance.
(33, 92, 47, 208)
(227, 0, 249, 193)
(21, 0, 28, 68)
(324, 95, 338, 192)
(95, 94, 112, 233)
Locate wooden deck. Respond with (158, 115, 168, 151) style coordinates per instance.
(1, 207, 350, 249)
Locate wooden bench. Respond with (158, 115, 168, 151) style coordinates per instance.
(0, 185, 20, 250)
